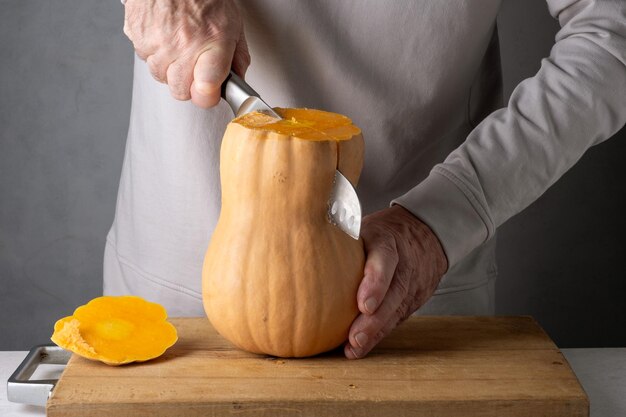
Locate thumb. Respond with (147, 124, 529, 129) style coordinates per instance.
(190, 39, 237, 109)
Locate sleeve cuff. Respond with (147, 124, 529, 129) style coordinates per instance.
(391, 167, 495, 268)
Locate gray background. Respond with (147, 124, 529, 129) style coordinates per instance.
(1, 0, 624, 350)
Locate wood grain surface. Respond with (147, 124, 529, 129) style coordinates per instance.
(46, 316, 589, 417)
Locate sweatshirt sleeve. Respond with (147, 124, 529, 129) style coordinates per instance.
(392, 0, 626, 268)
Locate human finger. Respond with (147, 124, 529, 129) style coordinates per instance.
(345, 276, 411, 359)
(343, 310, 403, 360)
(146, 52, 175, 84)
(190, 39, 237, 108)
(166, 55, 195, 100)
(357, 236, 398, 315)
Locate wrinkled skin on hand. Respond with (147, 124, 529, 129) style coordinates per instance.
(345, 205, 448, 359)
(123, 0, 250, 107)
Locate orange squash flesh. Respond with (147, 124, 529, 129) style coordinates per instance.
(203, 108, 365, 358)
(51, 296, 178, 365)
(235, 108, 361, 141)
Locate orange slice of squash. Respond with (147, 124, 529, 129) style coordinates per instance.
(51, 296, 177, 365)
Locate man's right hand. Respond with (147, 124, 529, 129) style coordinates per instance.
(123, 0, 250, 108)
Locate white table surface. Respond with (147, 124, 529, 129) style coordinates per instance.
(2, 348, 625, 416)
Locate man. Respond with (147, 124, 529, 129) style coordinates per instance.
(106, 0, 626, 359)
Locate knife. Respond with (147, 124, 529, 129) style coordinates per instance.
(220, 71, 362, 239)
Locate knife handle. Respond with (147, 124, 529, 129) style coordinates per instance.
(221, 71, 259, 116)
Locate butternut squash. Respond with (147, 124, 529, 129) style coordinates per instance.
(202, 108, 365, 357)
(51, 296, 177, 365)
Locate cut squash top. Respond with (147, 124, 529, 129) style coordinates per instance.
(51, 296, 178, 366)
(233, 108, 361, 141)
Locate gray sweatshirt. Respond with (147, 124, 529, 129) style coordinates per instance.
(104, 0, 626, 316)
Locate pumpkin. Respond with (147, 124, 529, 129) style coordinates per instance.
(202, 108, 365, 357)
(51, 296, 177, 365)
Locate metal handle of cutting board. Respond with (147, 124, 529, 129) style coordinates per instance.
(7, 344, 71, 406)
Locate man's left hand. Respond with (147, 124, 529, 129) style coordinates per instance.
(344, 205, 448, 359)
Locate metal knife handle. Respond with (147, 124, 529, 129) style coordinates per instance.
(221, 71, 259, 116)
(7, 345, 71, 406)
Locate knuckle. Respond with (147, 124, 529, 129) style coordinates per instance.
(146, 57, 166, 83)
(122, 23, 132, 39)
(123, 11, 140, 41)
(146, 54, 156, 66)
(235, 43, 251, 68)
(135, 49, 148, 61)
(233, 53, 251, 75)
(376, 240, 399, 262)
(356, 316, 382, 338)
(132, 37, 150, 61)
(240, 50, 251, 67)
(365, 231, 395, 252)
(363, 263, 387, 285)
(373, 328, 388, 344)
(362, 262, 377, 277)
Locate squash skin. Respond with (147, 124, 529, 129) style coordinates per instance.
(202, 109, 365, 357)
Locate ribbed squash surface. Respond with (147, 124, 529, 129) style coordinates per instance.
(202, 108, 365, 357)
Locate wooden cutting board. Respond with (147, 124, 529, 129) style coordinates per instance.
(46, 316, 588, 417)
